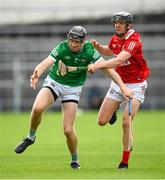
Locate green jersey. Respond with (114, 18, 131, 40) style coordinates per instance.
(48, 40, 101, 86)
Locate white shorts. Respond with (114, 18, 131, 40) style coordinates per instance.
(106, 80, 148, 103)
(43, 76, 82, 103)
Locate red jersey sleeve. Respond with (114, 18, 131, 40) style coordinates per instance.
(123, 40, 141, 57)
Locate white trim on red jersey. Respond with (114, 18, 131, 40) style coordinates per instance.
(125, 29, 135, 40)
(128, 42, 136, 51)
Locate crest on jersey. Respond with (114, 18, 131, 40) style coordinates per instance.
(74, 58, 86, 63)
(65, 56, 71, 60)
(81, 59, 86, 62)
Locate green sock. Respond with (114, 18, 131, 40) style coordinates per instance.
(71, 154, 78, 162)
(28, 130, 36, 141)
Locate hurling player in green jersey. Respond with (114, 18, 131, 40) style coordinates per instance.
(15, 26, 133, 169)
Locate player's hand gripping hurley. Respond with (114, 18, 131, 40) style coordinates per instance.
(58, 60, 88, 76)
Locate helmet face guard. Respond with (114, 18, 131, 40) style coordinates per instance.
(67, 26, 87, 41)
(111, 12, 133, 25)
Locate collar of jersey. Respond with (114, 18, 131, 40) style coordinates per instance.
(124, 29, 135, 40)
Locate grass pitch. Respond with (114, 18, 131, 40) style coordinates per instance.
(0, 110, 165, 179)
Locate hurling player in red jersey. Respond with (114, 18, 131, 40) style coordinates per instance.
(88, 12, 150, 169)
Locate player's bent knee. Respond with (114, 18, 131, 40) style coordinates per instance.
(97, 120, 106, 126)
(97, 116, 108, 126)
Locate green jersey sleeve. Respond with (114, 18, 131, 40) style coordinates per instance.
(91, 48, 101, 62)
(49, 43, 62, 62)
(84, 42, 102, 64)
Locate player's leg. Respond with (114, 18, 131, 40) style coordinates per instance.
(118, 80, 148, 169)
(15, 87, 55, 154)
(98, 97, 120, 126)
(109, 106, 119, 125)
(29, 87, 56, 137)
(100, 81, 123, 126)
(118, 98, 140, 169)
(62, 101, 80, 169)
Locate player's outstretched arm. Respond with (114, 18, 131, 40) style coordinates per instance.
(30, 56, 54, 89)
(90, 39, 113, 56)
(88, 51, 131, 73)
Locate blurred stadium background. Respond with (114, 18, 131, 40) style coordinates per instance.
(0, 0, 165, 112)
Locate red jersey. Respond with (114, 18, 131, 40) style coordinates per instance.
(109, 29, 150, 83)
